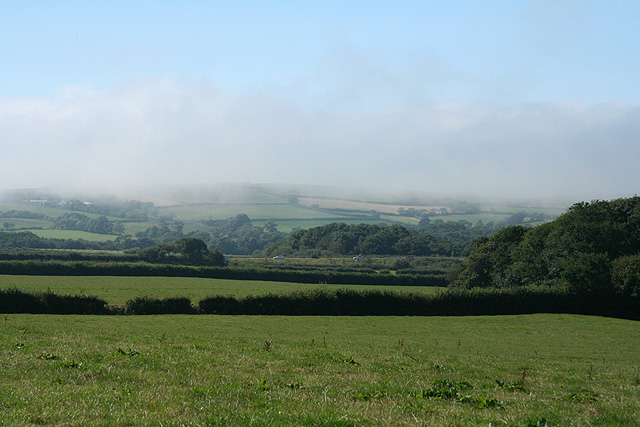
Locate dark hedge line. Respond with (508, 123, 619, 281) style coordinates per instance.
(0, 260, 447, 287)
(198, 287, 640, 319)
(0, 251, 139, 263)
(123, 296, 194, 315)
(2, 287, 638, 319)
(0, 288, 110, 314)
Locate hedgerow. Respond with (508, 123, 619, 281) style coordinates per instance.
(2, 287, 638, 319)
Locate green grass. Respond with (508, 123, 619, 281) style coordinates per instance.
(157, 203, 341, 221)
(1, 313, 638, 426)
(22, 229, 117, 241)
(0, 203, 71, 218)
(0, 275, 443, 305)
(0, 218, 52, 229)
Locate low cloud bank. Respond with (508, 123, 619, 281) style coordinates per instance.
(1, 78, 638, 201)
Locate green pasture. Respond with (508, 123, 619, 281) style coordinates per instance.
(157, 203, 350, 222)
(0, 203, 122, 221)
(0, 275, 444, 305)
(121, 221, 157, 234)
(0, 218, 52, 229)
(121, 220, 216, 235)
(254, 218, 402, 233)
(482, 204, 568, 216)
(0, 203, 69, 218)
(22, 229, 117, 242)
(1, 314, 638, 426)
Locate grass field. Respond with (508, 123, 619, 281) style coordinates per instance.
(22, 229, 118, 241)
(157, 203, 342, 221)
(0, 275, 444, 305)
(1, 313, 638, 426)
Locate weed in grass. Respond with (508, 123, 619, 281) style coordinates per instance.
(14, 342, 25, 349)
(54, 377, 65, 385)
(397, 338, 405, 347)
(37, 353, 59, 360)
(357, 390, 385, 401)
(420, 379, 473, 400)
(113, 347, 139, 357)
(563, 390, 598, 403)
(420, 379, 503, 409)
(60, 359, 82, 368)
(343, 356, 360, 365)
(285, 382, 304, 389)
(430, 362, 449, 371)
(496, 379, 524, 391)
(262, 339, 272, 352)
(460, 395, 503, 409)
(524, 418, 554, 427)
(2, 315, 7, 326)
(257, 378, 269, 391)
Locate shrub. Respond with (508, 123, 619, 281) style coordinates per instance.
(124, 296, 193, 315)
(611, 254, 640, 297)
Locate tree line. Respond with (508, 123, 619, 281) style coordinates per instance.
(261, 223, 458, 257)
(451, 196, 640, 298)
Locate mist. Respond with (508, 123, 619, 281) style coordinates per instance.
(1, 77, 638, 203)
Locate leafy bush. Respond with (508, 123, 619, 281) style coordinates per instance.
(124, 296, 193, 315)
(0, 288, 109, 314)
(611, 254, 640, 297)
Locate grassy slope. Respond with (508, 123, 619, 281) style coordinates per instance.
(21, 229, 118, 241)
(1, 314, 638, 426)
(0, 275, 444, 305)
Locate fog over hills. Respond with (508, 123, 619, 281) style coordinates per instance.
(1, 79, 638, 203)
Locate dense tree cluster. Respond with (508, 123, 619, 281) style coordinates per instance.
(139, 237, 226, 266)
(61, 199, 156, 220)
(262, 223, 455, 257)
(54, 213, 125, 235)
(453, 197, 640, 297)
(203, 214, 286, 255)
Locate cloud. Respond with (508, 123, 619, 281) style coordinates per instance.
(1, 77, 638, 202)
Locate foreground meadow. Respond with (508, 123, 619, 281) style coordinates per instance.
(1, 314, 639, 426)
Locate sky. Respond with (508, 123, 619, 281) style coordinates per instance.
(1, 0, 639, 202)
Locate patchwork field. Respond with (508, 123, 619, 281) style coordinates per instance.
(1, 185, 570, 242)
(1, 314, 638, 426)
(297, 198, 449, 215)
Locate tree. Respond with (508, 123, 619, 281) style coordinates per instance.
(175, 238, 209, 264)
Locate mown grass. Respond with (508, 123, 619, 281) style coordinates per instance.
(0, 275, 443, 305)
(1, 314, 638, 426)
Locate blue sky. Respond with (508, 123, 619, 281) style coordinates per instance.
(1, 1, 639, 200)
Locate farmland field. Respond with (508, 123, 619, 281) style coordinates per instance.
(297, 198, 449, 215)
(157, 203, 341, 221)
(1, 314, 638, 426)
(22, 229, 118, 241)
(0, 275, 444, 305)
